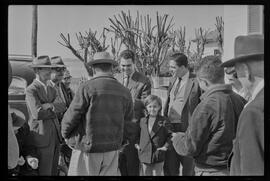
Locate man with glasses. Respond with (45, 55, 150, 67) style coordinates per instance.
(48, 56, 68, 123)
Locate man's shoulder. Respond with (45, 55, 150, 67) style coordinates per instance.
(26, 80, 39, 91)
(133, 71, 150, 83)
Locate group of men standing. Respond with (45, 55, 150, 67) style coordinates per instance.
(16, 34, 264, 176)
(24, 56, 73, 175)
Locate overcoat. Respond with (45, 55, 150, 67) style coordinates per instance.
(230, 88, 264, 175)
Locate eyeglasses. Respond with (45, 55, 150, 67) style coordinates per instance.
(225, 67, 238, 78)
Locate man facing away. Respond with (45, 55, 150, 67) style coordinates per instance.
(172, 55, 246, 176)
(115, 49, 151, 176)
(221, 34, 264, 176)
(163, 53, 201, 176)
(61, 51, 134, 176)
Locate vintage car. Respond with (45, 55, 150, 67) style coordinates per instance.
(8, 55, 35, 123)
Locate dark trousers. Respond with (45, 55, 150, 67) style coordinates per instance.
(163, 123, 195, 176)
(118, 143, 140, 176)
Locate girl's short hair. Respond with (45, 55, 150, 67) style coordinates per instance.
(144, 95, 162, 115)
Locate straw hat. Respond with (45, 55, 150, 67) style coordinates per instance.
(30, 55, 57, 68)
(87, 52, 117, 66)
(51, 56, 66, 68)
(221, 34, 264, 67)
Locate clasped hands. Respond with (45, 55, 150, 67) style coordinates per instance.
(17, 156, 39, 169)
(41, 103, 53, 110)
(134, 144, 168, 152)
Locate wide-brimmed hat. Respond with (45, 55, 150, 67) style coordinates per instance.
(30, 55, 57, 68)
(221, 34, 264, 67)
(87, 52, 117, 66)
(51, 56, 66, 68)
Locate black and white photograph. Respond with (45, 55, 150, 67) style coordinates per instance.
(7, 5, 264, 176)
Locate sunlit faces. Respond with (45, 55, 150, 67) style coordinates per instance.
(146, 100, 161, 117)
(169, 60, 185, 78)
(51, 67, 66, 83)
(235, 63, 253, 90)
(120, 58, 135, 77)
(37, 68, 52, 82)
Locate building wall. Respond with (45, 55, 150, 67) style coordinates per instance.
(223, 5, 248, 62)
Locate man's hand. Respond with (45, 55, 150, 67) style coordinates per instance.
(157, 146, 168, 151)
(41, 103, 53, 110)
(171, 132, 185, 143)
(26, 156, 39, 169)
(134, 144, 141, 151)
(17, 156, 25, 166)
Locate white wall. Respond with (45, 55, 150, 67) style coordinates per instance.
(223, 5, 248, 62)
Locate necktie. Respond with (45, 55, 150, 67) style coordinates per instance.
(173, 77, 182, 98)
(123, 75, 130, 88)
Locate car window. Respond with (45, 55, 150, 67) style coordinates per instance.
(8, 76, 27, 95)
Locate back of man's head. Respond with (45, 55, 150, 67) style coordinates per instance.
(196, 55, 224, 84)
(119, 49, 135, 63)
(169, 52, 188, 68)
(92, 63, 113, 73)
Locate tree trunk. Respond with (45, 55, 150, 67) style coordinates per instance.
(31, 5, 38, 58)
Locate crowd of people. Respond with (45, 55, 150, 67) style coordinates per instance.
(8, 34, 264, 176)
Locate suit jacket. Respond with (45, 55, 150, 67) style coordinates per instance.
(26, 79, 62, 147)
(230, 88, 264, 175)
(163, 73, 201, 132)
(115, 71, 151, 101)
(137, 115, 172, 164)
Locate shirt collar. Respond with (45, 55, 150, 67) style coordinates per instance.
(250, 79, 264, 101)
(180, 71, 189, 82)
(35, 78, 48, 88)
(200, 84, 232, 100)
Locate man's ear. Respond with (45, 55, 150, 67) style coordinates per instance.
(242, 63, 254, 82)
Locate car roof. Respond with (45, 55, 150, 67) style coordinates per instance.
(9, 55, 36, 86)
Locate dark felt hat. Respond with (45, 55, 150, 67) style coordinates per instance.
(87, 52, 117, 66)
(221, 34, 264, 67)
(51, 56, 66, 68)
(30, 55, 57, 68)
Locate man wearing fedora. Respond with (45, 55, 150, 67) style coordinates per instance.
(61, 69, 74, 105)
(25, 55, 63, 175)
(115, 49, 151, 176)
(48, 56, 69, 123)
(61, 51, 134, 175)
(221, 34, 264, 175)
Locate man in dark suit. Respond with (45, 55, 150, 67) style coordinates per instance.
(25, 56, 63, 175)
(221, 34, 264, 175)
(48, 56, 70, 123)
(163, 53, 201, 176)
(115, 49, 151, 176)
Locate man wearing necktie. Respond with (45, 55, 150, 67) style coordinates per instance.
(163, 53, 201, 176)
(26, 56, 63, 175)
(48, 56, 69, 123)
(114, 50, 151, 176)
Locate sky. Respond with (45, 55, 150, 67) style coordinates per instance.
(8, 5, 224, 57)
(8, 5, 224, 77)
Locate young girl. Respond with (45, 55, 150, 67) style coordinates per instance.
(135, 95, 172, 176)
